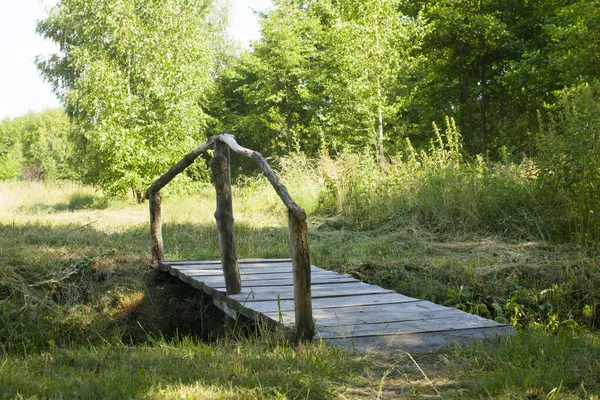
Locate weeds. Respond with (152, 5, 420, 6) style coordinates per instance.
(2, 138, 600, 398)
(231, 118, 600, 330)
(445, 328, 600, 398)
(0, 337, 357, 399)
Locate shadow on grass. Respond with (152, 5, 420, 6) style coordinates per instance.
(1, 337, 355, 399)
(0, 219, 363, 398)
(18, 192, 111, 214)
(0, 219, 296, 354)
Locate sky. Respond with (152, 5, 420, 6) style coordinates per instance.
(0, 0, 273, 120)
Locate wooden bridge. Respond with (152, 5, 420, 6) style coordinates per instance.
(145, 135, 513, 352)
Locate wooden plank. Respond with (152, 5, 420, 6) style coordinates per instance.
(227, 282, 393, 303)
(327, 326, 515, 353)
(173, 265, 321, 276)
(240, 270, 352, 282)
(314, 292, 416, 308)
(187, 270, 351, 281)
(174, 269, 349, 281)
(263, 301, 466, 325)
(316, 314, 504, 339)
(238, 293, 418, 314)
(166, 258, 292, 266)
(191, 275, 356, 289)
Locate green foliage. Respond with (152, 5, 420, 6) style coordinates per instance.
(537, 80, 600, 243)
(215, 0, 598, 163)
(0, 140, 22, 180)
(313, 118, 544, 239)
(546, 0, 600, 84)
(215, 0, 423, 160)
(0, 338, 357, 399)
(37, 0, 226, 197)
(0, 109, 72, 181)
(2, 178, 600, 398)
(447, 329, 600, 398)
(214, 1, 326, 156)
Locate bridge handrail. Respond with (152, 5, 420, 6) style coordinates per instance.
(145, 134, 313, 340)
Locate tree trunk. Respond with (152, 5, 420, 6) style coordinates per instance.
(479, 0, 488, 153)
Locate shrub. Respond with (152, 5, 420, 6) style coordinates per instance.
(537, 80, 600, 244)
(314, 118, 544, 239)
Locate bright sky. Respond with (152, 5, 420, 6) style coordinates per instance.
(0, 0, 272, 120)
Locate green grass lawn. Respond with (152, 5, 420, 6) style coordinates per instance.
(1, 181, 599, 399)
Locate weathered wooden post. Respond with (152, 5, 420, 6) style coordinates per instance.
(217, 134, 314, 339)
(210, 138, 242, 295)
(149, 190, 165, 270)
(288, 209, 314, 340)
(145, 138, 215, 269)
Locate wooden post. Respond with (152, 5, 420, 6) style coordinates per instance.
(210, 139, 242, 295)
(288, 209, 314, 340)
(149, 190, 165, 270)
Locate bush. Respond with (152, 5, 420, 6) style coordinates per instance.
(537, 80, 600, 244)
(314, 118, 544, 239)
(0, 109, 73, 182)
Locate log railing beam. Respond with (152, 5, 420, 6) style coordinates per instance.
(145, 138, 214, 199)
(215, 134, 305, 221)
(146, 134, 312, 338)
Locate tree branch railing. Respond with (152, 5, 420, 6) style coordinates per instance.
(145, 134, 313, 340)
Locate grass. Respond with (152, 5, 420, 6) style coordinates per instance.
(0, 338, 360, 399)
(1, 164, 600, 398)
(445, 329, 600, 399)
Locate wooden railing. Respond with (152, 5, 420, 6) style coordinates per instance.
(145, 134, 314, 340)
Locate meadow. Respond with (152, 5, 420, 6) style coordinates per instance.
(1, 140, 599, 398)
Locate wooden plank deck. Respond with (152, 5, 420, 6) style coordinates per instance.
(161, 259, 514, 353)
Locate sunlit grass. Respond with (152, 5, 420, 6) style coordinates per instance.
(0, 338, 360, 400)
(1, 179, 600, 398)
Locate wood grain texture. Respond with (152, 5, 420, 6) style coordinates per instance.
(148, 190, 164, 269)
(210, 140, 241, 295)
(288, 209, 314, 340)
(165, 259, 514, 353)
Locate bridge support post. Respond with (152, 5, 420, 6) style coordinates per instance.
(149, 190, 165, 270)
(289, 210, 314, 340)
(211, 139, 242, 295)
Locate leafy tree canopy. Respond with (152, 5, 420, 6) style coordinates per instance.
(214, 0, 423, 164)
(0, 109, 72, 181)
(37, 0, 227, 198)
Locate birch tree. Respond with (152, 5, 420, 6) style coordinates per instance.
(37, 0, 226, 199)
